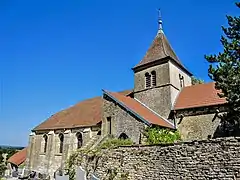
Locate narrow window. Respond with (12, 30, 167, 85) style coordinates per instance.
(43, 134, 48, 153)
(59, 134, 64, 153)
(179, 74, 185, 88)
(151, 71, 156, 86)
(107, 117, 112, 135)
(76, 132, 83, 149)
(145, 73, 151, 88)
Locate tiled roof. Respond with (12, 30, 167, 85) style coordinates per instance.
(133, 32, 189, 73)
(104, 90, 175, 129)
(174, 82, 227, 110)
(33, 90, 132, 131)
(7, 147, 27, 166)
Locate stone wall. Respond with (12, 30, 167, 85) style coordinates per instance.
(25, 126, 100, 179)
(134, 86, 172, 119)
(175, 106, 226, 141)
(84, 137, 240, 180)
(177, 113, 221, 141)
(134, 62, 173, 119)
(133, 60, 193, 119)
(102, 95, 145, 144)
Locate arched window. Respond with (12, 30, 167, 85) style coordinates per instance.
(43, 134, 48, 153)
(145, 73, 151, 88)
(119, 133, 129, 140)
(59, 133, 64, 153)
(76, 132, 83, 149)
(151, 71, 156, 86)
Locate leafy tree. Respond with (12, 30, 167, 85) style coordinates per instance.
(205, 2, 240, 136)
(191, 76, 204, 85)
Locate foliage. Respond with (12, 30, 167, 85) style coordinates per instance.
(99, 138, 133, 150)
(0, 148, 17, 163)
(66, 138, 133, 180)
(191, 76, 204, 85)
(205, 2, 240, 136)
(0, 147, 19, 178)
(0, 163, 7, 178)
(66, 148, 101, 180)
(144, 127, 181, 145)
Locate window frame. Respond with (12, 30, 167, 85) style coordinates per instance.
(151, 71, 157, 86)
(76, 132, 83, 149)
(59, 133, 64, 153)
(145, 72, 151, 88)
(43, 134, 48, 153)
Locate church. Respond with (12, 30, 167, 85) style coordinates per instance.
(25, 16, 226, 178)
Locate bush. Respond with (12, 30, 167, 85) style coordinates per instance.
(0, 163, 7, 178)
(145, 127, 181, 145)
(99, 138, 133, 149)
(66, 138, 133, 180)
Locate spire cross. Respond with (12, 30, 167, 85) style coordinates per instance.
(157, 8, 163, 33)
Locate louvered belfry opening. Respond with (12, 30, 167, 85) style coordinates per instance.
(151, 71, 156, 86)
(145, 73, 151, 88)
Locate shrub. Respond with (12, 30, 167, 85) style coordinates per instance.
(99, 138, 133, 149)
(145, 127, 181, 145)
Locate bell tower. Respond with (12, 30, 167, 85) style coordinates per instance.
(132, 10, 192, 119)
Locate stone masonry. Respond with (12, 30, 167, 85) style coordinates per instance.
(84, 137, 240, 180)
(101, 95, 145, 144)
(25, 126, 100, 179)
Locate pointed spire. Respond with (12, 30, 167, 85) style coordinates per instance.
(133, 10, 191, 76)
(158, 9, 163, 34)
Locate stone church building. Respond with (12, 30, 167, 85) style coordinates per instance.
(25, 17, 226, 178)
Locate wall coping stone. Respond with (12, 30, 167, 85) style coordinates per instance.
(114, 137, 240, 149)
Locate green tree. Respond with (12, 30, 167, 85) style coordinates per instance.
(191, 76, 204, 85)
(205, 2, 240, 136)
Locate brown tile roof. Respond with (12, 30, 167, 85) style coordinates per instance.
(8, 147, 27, 166)
(174, 82, 227, 110)
(133, 32, 184, 68)
(33, 90, 132, 131)
(104, 90, 174, 129)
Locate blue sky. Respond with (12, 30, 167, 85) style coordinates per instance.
(0, 0, 238, 146)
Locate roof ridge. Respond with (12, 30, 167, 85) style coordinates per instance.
(185, 82, 215, 89)
(159, 33, 168, 58)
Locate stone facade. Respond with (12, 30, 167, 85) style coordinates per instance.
(134, 60, 192, 119)
(177, 113, 221, 141)
(84, 137, 240, 180)
(175, 106, 226, 140)
(101, 95, 145, 144)
(25, 126, 100, 179)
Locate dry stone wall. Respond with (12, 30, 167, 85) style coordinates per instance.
(85, 137, 240, 180)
